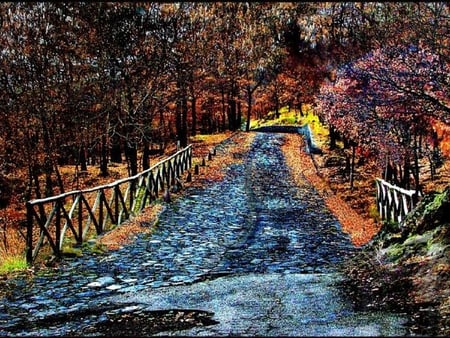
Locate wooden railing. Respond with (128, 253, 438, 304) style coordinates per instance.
(375, 178, 421, 224)
(26, 145, 192, 264)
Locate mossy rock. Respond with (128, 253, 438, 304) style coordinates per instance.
(427, 242, 448, 257)
(403, 232, 433, 247)
(402, 185, 450, 236)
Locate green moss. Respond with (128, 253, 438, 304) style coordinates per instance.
(89, 242, 108, 255)
(132, 186, 147, 213)
(404, 232, 433, 246)
(368, 203, 381, 223)
(427, 242, 448, 257)
(61, 246, 83, 257)
(78, 240, 109, 255)
(0, 255, 28, 274)
(424, 191, 447, 216)
(383, 243, 404, 261)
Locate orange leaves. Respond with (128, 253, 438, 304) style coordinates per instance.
(188, 132, 254, 187)
(97, 204, 164, 251)
(281, 132, 380, 247)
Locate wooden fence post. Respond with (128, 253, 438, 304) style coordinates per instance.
(375, 178, 421, 225)
(26, 202, 33, 264)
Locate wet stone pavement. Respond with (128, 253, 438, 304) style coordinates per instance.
(0, 133, 410, 336)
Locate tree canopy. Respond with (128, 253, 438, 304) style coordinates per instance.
(0, 2, 448, 201)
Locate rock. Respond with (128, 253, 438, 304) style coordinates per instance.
(87, 276, 116, 288)
(402, 185, 450, 236)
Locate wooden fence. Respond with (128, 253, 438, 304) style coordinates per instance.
(26, 145, 192, 264)
(375, 178, 422, 224)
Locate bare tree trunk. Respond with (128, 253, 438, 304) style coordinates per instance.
(412, 134, 421, 194)
(237, 101, 242, 130)
(228, 97, 237, 131)
(79, 144, 88, 171)
(110, 135, 122, 163)
(191, 96, 197, 137)
(181, 95, 188, 147)
(349, 143, 356, 191)
(125, 143, 138, 176)
(53, 161, 64, 195)
(274, 92, 280, 119)
(142, 139, 150, 171)
(401, 159, 410, 190)
(100, 134, 109, 177)
(329, 125, 338, 150)
(221, 87, 226, 131)
(176, 96, 188, 148)
(245, 86, 252, 132)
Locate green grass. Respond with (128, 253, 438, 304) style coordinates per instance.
(250, 106, 300, 129)
(0, 255, 28, 274)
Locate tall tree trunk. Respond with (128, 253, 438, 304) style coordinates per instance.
(100, 134, 109, 177)
(43, 156, 53, 198)
(125, 83, 139, 175)
(221, 87, 226, 131)
(125, 143, 138, 176)
(228, 97, 236, 131)
(349, 143, 356, 191)
(41, 121, 55, 197)
(274, 93, 280, 119)
(191, 96, 197, 137)
(29, 164, 47, 222)
(181, 95, 188, 147)
(53, 161, 64, 195)
(412, 134, 421, 194)
(79, 144, 88, 171)
(329, 125, 338, 150)
(176, 95, 188, 148)
(401, 158, 410, 190)
(237, 101, 242, 130)
(245, 86, 252, 132)
(110, 135, 122, 163)
(142, 139, 150, 171)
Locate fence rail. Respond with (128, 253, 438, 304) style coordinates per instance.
(375, 178, 421, 224)
(26, 145, 192, 264)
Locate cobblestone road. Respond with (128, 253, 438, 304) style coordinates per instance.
(0, 132, 409, 336)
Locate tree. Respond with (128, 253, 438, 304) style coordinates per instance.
(316, 42, 449, 193)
